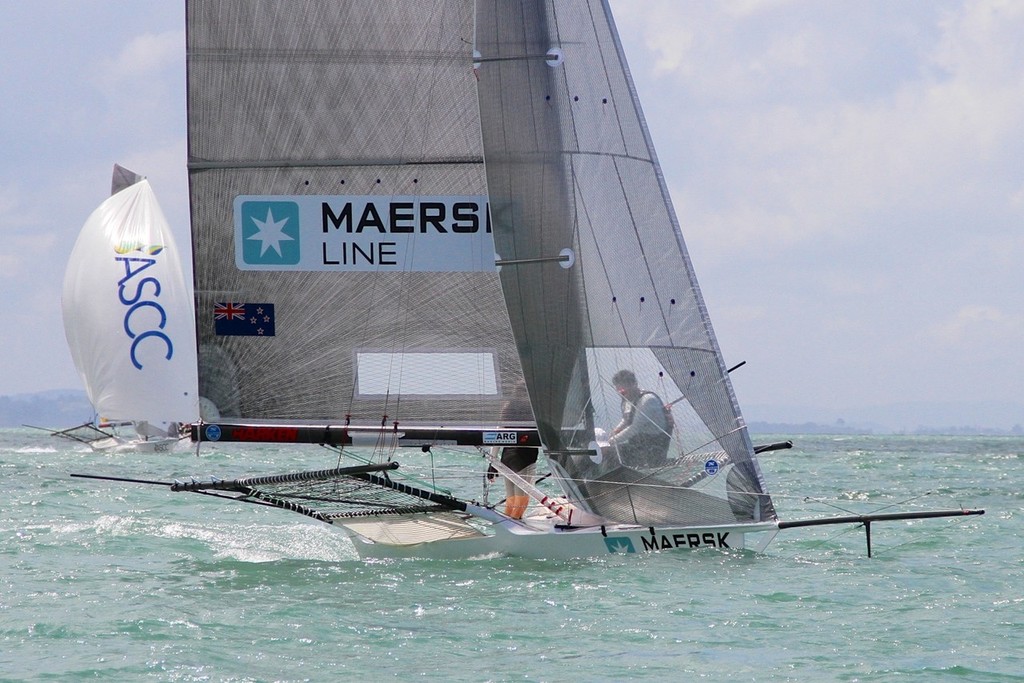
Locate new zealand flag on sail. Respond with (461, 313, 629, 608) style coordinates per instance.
(213, 302, 276, 336)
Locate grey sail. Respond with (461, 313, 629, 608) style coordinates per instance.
(474, 0, 777, 525)
(111, 164, 144, 195)
(186, 0, 527, 427)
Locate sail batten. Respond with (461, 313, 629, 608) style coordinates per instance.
(189, 157, 485, 171)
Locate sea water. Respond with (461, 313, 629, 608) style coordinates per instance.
(1, 429, 1020, 681)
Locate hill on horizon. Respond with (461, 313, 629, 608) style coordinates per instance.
(745, 400, 1022, 435)
(0, 390, 93, 429)
(1, 390, 1020, 436)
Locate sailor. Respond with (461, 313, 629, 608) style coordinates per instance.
(491, 379, 539, 519)
(608, 369, 672, 468)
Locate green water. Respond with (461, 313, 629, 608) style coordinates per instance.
(1, 430, 1020, 681)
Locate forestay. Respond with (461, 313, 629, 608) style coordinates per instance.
(474, 0, 777, 526)
(186, 0, 528, 428)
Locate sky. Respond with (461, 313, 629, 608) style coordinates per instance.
(1, 2, 1021, 429)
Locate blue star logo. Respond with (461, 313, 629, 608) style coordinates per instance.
(604, 537, 635, 554)
(239, 200, 300, 265)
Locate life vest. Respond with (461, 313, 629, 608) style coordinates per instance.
(619, 391, 673, 468)
(659, 394, 675, 434)
(636, 391, 674, 435)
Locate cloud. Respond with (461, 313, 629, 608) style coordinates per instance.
(98, 30, 184, 84)
(721, 0, 803, 19)
(87, 30, 187, 154)
(608, 1, 1024, 414)
(0, 181, 63, 278)
(617, 0, 1024, 261)
(928, 305, 1024, 347)
(932, 0, 1024, 84)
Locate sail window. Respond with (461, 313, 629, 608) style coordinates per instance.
(356, 352, 499, 397)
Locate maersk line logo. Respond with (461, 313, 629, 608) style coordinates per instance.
(233, 194, 496, 273)
(240, 200, 300, 265)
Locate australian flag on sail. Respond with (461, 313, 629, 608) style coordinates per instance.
(213, 302, 276, 336)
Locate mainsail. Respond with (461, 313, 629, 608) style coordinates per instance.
(187, 0, 527, 428)
(474, 0, 777, 525)
(62, 165, 198, 425)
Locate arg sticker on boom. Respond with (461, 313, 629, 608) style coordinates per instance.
(482, 431, 519, 445)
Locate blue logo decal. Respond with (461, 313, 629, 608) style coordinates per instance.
(482, 431, 517, 445)
(604, 537, 635, 554)
(240, 201, 300, 265)
(704, 459, 719, 476)
(114, 253, 173, 369)
(205, 424, 222, 441)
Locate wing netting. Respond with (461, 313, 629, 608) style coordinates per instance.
(170, 462, 467, 521)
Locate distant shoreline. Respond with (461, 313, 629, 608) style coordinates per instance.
(2, 390, 1020, 436)
(746, 422, 1023, 437)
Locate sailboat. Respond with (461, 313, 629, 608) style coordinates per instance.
(55, 165, 199, 453)
(76, 1, 981, 558)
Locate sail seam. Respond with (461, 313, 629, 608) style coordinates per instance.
(188, 158, 483, 171)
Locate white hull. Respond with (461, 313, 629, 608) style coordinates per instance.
(41, 420, 186, 454)
(90, 436, 184, 454)
(337, 512, 779, 561)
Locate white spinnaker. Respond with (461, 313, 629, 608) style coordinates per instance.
(62, 180, 199, 424)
